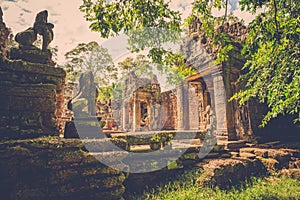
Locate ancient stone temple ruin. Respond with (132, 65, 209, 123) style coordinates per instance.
(104, 20, 270, 144)
(119, 72, 177, 132)
(109, 19, 299, 144)
(0, 9, 65, 139)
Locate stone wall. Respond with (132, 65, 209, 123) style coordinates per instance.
(0, 59, 66, 139)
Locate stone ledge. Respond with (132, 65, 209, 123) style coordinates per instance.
(10, 48, 54, 65)
(0, 83, 56, 98)
(0, 59, 65, 78)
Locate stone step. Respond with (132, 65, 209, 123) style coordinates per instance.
(82, 138, 128, 152)
(111, 131, 207, 145)
(80, 136, 225, 155)
(218, 140, 247, 150)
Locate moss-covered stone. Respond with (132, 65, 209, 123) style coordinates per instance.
(0, 137, 126, 200)
(197, 158, 267, 189)
(0, 59, 66, 140)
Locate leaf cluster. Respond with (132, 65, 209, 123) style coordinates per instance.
(232, 0, 300, 125)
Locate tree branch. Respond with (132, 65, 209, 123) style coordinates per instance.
(223, 0, 228, 25)
(273, 0, 280, 41)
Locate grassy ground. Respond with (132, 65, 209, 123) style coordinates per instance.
(131, 169, 300, 200)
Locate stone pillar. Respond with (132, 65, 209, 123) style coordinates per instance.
(132, 93, 140, 132)
(122, 100, 127, 131)
(148, 99, 153, 130)
(212, 71, 228, 136)
(223, 65, 238, 140)
(176, 81, 190, 130)
(189, 85, 199, 129)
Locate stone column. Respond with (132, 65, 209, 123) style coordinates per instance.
(189, 85, 199, 129)
(122, 100, 127, 131)
(176, 81, 190, 130)
(212, 71, 228, 136)
(148, 99, 153, 130)
(132, 93, 140, 132)
(223, 67, 238, 140)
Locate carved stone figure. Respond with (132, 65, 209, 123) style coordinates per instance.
(204, 105, 216, 135)
(33, 10, 54, 51)
(15, 10, 54, 51)
(15, 27, 37, 50)
(68, 71, 98, 117)
(10, 10, 54, 64)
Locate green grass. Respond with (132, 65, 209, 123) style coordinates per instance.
(133, 169, 300, 200)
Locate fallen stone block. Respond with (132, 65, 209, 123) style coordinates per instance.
(197, 158, 267, 189)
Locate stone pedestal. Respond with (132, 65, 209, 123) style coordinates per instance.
(10, 47, 54, 65)
(64, 116, 105, 139)
(0, 59, 65, 140)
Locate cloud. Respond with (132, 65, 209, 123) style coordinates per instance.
(21, 8, 30, 13)
(169, 0, 194, 19)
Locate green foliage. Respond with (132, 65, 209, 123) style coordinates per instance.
(139, 175, 300, 200)
(231, 0, 300, 126)
(79, 0, 182, 64)
(64, 41, 117, 86)
(80, 0, 181, 38)
(79, 0, 189, 83)
(97, 82, 123, 102)
(117, 54, 153, 76)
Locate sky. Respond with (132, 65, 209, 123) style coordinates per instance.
(0, 0, 256, 64)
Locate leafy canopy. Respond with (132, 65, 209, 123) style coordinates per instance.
(64, 41, 117, 85)
(231, 0, 300, 126)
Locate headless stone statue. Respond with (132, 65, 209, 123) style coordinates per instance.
(10, 10, 54, 64)
(68, 71, 98, 117)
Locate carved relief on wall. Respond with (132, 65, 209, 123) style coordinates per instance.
(190, 79, 212, 132)
(232, 83, 252, 137)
